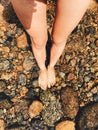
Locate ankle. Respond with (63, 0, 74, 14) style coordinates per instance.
(48, 65, 54, 69)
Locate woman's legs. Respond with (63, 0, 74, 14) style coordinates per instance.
(48, 0, 90, 87)
(11, 0, 48, 90)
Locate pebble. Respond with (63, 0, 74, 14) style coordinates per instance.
(0, 119, 5, 130)
(56, 121, 75, 130)
(60, 87, 79, 119)
(19, 86, 28, 97)
(84, 76, 91, 82)
(28, 100, 43, 118)
(32, 80, 38, 88)
(0, 59, 11, 71)
(95, 39, 98, 47)
(0, 80, 6, 92)
(67, 73, 75, 81)
(16, 33, 28, 49)
(26, 88, 36, 99)
(30, 118, 48, 130)
(18, 73, 27, 86)
(23, 56, 34, 71)
(1, 46, 10, 53)
(0, 99, 12, 109)
(1, 72, 15, 80)
(93, 94, 98, 102)
(59, 72, 65, 79)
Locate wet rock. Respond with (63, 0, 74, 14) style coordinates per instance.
(84, 76, 91, 82)
(28, 100, 43, 118)
(93, 94, 98, 102)
(30, 118, 48, 130)
(16, 33, 28, 49)
(40, 90, 63, 126)
(0, 92, 10, 101)
(1, 72, 15, 80)
(77, 102, 98, 130)
(6, 122, 26, 130)
(18, 73, 27, 86)
(0, 92, 12, 109)
(67, 73, 75, 81)
(0, 80, 6, 92)
(0, 46, 10, 53)
(13, 99, 29, 116)
(94, 39, 98, 47)
(32, 79, 38, 88)
(0, 99, 12, 109)
(26, 88, 36, 99)
(56, 120, 75, 130)
(0, 119, 5, 130)
(59, 72, 65, 79)
(0, 59, 11, 71)
(19, 86, 28, 97)
(60, 87, 79, 119)
(23, 55, 34, 71)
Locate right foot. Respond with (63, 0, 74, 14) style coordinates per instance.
(38, 68, 48, 90)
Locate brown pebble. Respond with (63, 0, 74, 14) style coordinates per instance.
(16, 65, 23, 71)
(56, 120, 75, 130)
(0, 119, 5, 130)
(28, 100, 43, 118)
(2, 47, 10, 53)
(20, 87, 28, 97)
(67, 73, 75, 81)
(17, 33, 28, 49)
(95, 39, 98, 47)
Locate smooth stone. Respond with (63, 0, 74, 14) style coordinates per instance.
(67, 73, 75, 81)
(59, 72, 65, 79)
(16, 33, 28, 49)
(0, 119, 5, 130)
(56, 121, 75, 130)
(28, 100, 43, 118)
(23, 56, 34, 71)
(0, 59, 10, 71)
(18, 73, 27, 86)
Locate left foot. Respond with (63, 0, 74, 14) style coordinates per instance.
(47, 66, 56, 88)
(38, 68, 48, 90)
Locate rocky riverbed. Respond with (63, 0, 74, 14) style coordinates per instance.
(0, 0, 98, 130)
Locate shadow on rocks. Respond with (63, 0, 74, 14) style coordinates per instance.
(0, 0, 23, 27)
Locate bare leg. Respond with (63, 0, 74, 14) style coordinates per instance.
(48, 0, 90, 87)
(11, 0, 48, 90)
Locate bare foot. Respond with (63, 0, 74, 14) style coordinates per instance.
(47, 66, 56, 88)
(38, 68, 48, 90)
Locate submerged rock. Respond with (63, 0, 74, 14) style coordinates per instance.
(40, 90, 63, 126)
(30, 118, 48, 130)
(60, 87, 79, 119)
(23, 55, 34, 71)
(76, 102, 98, 130)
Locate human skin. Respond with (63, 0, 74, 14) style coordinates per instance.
(11, 0, 90, 90)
